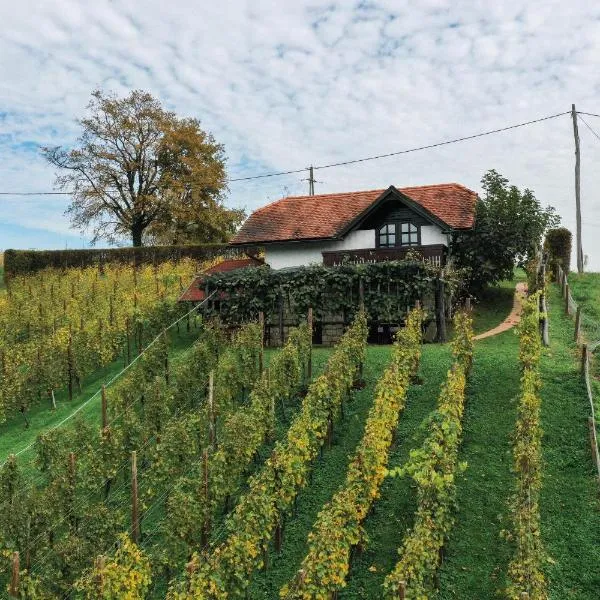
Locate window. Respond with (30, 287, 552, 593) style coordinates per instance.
(400, 222, 419, 246)
(378, 223, 396, 247)
(377, 222, 420, 247)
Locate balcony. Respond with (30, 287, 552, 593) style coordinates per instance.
(322, 244, 447, 268)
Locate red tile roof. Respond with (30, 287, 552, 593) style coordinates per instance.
(231, 183, 477, 245)
(179, 257, 263, 302)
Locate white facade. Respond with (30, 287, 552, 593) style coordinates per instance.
(264, 225, 448, 270)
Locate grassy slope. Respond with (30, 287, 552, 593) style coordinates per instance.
(471, 271, 524, 335)
(539, 284, 600, 598)
(437, 283, 600, 599)
(342, 343, 453, 598)
(435, 328, 519, 598)
(248, 345, 394, 597)
(247, 279, 520, 599)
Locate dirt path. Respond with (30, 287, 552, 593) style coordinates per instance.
(474, 282, 527, 341)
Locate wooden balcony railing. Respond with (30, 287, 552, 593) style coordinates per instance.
(322, 244, 446, 268)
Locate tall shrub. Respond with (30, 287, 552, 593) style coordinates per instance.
(544, 227, 572, 278)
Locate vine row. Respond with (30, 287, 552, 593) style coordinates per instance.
(383, 309, 473, 599)
(168, 311, 368, 599)
(281, 307, 424, 599)
(505, 292, 547, 600)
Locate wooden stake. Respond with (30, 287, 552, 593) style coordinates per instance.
(258, 311, 265, 374)
(465, 297, 471, 312)
(279, 293, 285, 347)
(67, 330, 74, 402)
(131, 451, 140, 543)
(96, 555, 106, 595)
(202, 448, 210, 546)
(9, 551, 19, 597)
(565, 283, 570, 315)
(307, 307, 313, 380)
(588, 417, 600, 486)
(572, 104, 584, 274)
(581, 344, 588, 375)
(358, 278, 365, 310)
(101, 385, 108, 430)
(397, 581, 406, 600)
(51, 389, 56, 411)
(575, 306, 582, 343)
(208, 371, 216, 448)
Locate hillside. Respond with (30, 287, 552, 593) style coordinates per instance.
(1, 273, 599, 597)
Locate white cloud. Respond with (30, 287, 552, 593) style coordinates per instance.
(1, 0, 600, 264)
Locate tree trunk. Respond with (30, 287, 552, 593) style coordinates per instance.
(131, 224, 144, 247)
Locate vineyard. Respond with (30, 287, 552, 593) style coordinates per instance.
(0, 263, 599, 599)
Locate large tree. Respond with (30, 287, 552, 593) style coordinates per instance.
(451, 169, 559, 292)
(43, 90, 243, 246)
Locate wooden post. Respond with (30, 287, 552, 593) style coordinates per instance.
(258, 311, 265, 374)
(51, 389, 56, 411)
(163, 330, 169, 385)
(581, 343, 588, 375)
(572, 104, 584, 273)
(101, 385, 108, 430)
(435, 277, 447, 343)
(96, 555, 106, 595)
(9, 551, 19, 597)
(575, 306, 582, 343)
(208, 371, 216, 448)
(67, 330, 74, 402)
(126, 317, 131, 366)
(358, 278, 365, 310)
(307, 308, 313, 381)
(202, 448, 210, 546)
(588, 417, 600, 484)
(397, 581, 406, 600)
(565, 283, 570, 315)
(465, 297, 471, 312)
(279, 293, 285, 347)
(131, 451, 140, 543)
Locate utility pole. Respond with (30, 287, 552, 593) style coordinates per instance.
(572, 104, 584, 273)
(308, 165, 315, 196)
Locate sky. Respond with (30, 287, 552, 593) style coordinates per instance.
(2, 1, 600, 267)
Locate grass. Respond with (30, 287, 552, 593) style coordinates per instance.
(436, 282, 600, 599)
(470, 269, 526, 335)
(435, 329, 519, 598)
(538, 284, 600, 598)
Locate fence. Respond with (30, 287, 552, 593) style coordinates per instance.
(556, 265, 600, 487)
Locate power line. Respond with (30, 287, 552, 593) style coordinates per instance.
(578, 114, 600, 143)
(577, 111, 600, 119)
(0, 110, 571, 195)
(310, 111, 569, 172)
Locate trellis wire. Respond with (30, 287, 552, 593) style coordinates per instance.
(0, 291, 216, 470)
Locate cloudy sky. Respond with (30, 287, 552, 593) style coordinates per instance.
(2, 1, 600, 266)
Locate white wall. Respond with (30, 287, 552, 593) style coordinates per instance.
(420, 225, 447, 246)
(264, 225, 447, 270)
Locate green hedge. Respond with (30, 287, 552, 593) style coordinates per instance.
(203, 260, 444, 324)
(3, 244, 254, 279)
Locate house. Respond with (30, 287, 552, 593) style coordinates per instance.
(230, 183, 477, 269)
